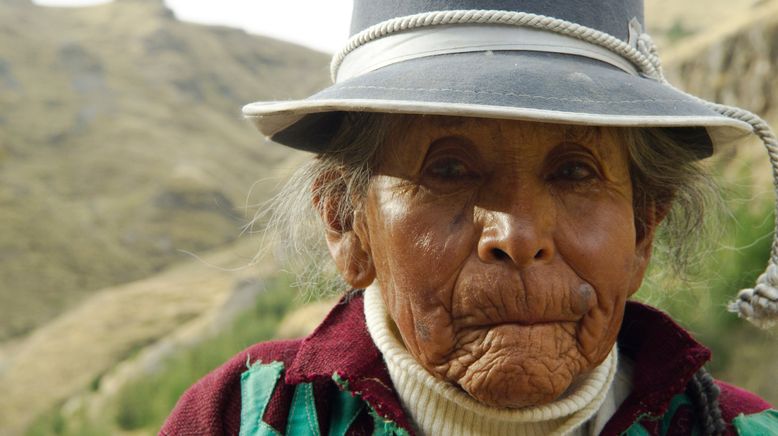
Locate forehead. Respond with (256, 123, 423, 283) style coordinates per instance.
(383, 115, 619, 161)
(406, 115, 600, 139)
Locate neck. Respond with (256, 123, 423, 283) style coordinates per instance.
(363, 283, 620, 436)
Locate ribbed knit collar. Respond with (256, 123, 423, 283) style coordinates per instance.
(363, 283, 619, 436)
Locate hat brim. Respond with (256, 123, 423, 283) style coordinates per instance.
(243, 51, 751, 152)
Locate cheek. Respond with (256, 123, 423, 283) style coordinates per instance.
(368, 182, 476, 287)
(557, 193, 637, 361)
(560, 200, 636, 279)
(365, 181, 477, 357)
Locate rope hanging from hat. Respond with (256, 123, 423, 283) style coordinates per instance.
(334, 9, 778, 328)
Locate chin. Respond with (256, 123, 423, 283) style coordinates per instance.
(461, 361, 576, 408)
(451, 325, 582, 408)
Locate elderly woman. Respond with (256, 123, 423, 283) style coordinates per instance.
(161, 1, 778, 435)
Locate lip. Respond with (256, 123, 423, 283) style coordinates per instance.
(495, 318, 579, 326)
(463, 318, 581, 331)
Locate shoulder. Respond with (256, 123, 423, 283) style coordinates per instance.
(717, 380, 778, 435)
(160, 292, 409, 436)
(717, 380, 772, 417)
(159, 338, 303, 436)
(662, 376, 776, 436)
(609, 302, 777, 435)
(614, 378, 776, 436)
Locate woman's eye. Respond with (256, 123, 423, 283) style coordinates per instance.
(553, 161, 596, 182)
(426, 158, 474, 179)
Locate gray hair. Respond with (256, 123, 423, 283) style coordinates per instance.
(252, 112, 718, 295)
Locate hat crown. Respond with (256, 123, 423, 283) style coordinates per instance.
(350, 0, 644, 42)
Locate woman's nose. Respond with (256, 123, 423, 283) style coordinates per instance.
(476, 203, 555, 267)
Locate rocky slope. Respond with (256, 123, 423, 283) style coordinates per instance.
(645, 0, 767, 49)
(657, 1, 778, 193)
(661, 1, 778, 121)
(5, 1, 778, 434)
(0, 0, 327, 340)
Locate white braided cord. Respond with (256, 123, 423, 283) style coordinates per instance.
(332, 9, 778, 327)
(331, 10, 662, 82)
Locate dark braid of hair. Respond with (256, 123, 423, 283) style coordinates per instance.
(686, 368, 727, 435)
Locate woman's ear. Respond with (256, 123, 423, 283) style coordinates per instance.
(628, 199, 672, 296)
(312, 174, 375, 288)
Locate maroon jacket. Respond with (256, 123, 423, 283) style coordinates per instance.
(160, 292, 773, 435)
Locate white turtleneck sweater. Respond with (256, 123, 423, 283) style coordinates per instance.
(363, 283, 633, 436)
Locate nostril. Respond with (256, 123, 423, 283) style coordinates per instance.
(491, 248, 510, 261)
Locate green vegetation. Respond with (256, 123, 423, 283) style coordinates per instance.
(26, 274, 300, 436)
(637, 166, 778, 403)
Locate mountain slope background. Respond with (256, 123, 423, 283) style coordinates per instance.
(0, 0, 326, 340)
(2, 0, 778, 434)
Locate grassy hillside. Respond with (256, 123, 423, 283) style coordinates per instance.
(25, 273, 302, 436)
(4, 1, 778, 434)
(0, 0, 327, 340)
(0, 236, 284, 434)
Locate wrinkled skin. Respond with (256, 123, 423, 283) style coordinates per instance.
(321, 116, 662, 409)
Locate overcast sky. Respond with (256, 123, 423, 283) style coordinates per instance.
(33, 0, 354, 53)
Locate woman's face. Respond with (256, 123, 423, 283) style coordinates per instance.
(350, 116, 656, 408)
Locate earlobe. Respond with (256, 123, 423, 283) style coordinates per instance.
(325, 230, 376, 288)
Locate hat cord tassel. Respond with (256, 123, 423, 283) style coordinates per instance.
(334, 9, 778, 327)
(634, 33, 778, 328)
(711, 105, 778, 328)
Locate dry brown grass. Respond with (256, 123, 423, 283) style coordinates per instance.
(0, 238, 278, 435)
(6, 2, 778, 434)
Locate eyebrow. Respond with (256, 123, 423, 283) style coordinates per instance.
(560, 125, 602, 144)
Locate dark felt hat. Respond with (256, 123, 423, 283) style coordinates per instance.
(242, 0, 751, 152)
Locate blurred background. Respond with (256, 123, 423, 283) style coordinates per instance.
(0, 0, 776, 434)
